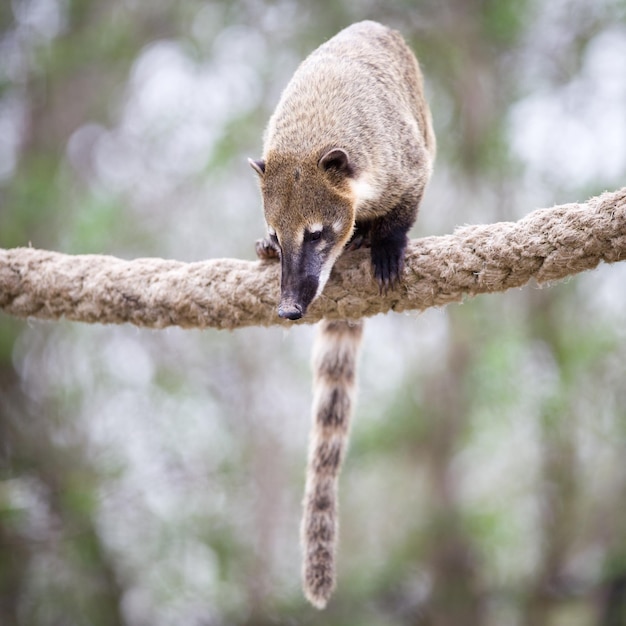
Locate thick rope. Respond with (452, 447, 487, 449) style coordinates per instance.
(1, 188, 625, 330)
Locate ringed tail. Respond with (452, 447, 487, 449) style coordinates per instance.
(301, 319, 363, 609)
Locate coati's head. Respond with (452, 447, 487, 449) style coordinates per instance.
(250, 148, 358, 320)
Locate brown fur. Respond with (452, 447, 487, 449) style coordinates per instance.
(250, 21, 435, 607)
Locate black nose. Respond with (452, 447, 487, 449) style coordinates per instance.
(278, 304, 303, 320)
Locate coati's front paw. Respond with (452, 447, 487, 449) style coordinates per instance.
(255, 237, 280, 260)
(370, 236, 407, 293)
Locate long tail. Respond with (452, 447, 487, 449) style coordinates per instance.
(301, 319, 363, 609)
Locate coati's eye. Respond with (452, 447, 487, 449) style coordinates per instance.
(304, 229, 323, 243)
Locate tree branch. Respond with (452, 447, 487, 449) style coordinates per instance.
(1, 188, 625, 330)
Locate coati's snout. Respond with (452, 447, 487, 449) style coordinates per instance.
(278, 303, 303, 320)
(255, 221, 351, 321)
(276, 234, 327, 321)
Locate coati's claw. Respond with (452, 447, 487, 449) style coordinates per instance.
(255, 237, 280, 260)
(371, 238, 406, 294)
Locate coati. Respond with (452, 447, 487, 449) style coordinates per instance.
(250, 20, 435, 608)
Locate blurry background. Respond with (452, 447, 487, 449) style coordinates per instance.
(1, 0, 626, 624)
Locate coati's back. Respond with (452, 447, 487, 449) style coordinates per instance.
(264, 20, 435, 218)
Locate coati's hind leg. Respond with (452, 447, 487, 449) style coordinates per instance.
(302, 319, 363, 609)
(345, 222, 371, 252)
(368, 197, 419, 292)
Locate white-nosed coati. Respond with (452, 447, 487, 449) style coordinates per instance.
(250, 20, 435, 609)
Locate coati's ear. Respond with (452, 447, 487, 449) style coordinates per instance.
(318, 148, 353, 177)
(248, 158, 266, 176)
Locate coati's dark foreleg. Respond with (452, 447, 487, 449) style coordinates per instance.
(301, 319, 363, 609)
(368, 197, 420, 292)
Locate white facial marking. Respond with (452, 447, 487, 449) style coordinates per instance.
(315, 248, 343, 298)
(295, 226, 304, 245)
(332, 219, 344, 233)
(267, 225, 276, 237)
(316, 264, 333, 298)
(309, 222, 323, 234)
